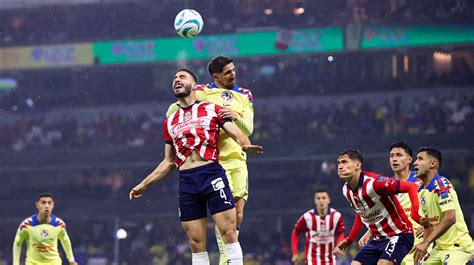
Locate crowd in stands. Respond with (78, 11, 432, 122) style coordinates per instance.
(0, 0, 472, 46)
(1, 93, 472, 152)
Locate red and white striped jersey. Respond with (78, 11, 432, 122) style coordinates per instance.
(163, 101, 228, 168)
(342, 171, 413, 240)
(291, 208, 345, 265)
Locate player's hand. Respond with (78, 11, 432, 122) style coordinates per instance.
(333, 239, 350, 256)
(358, 233, 371, 248)
(291, 254, 298, 264)
(420, 216, 430, 227)
(242, 144, 263, 154)
(415, 226, 424, 238)
(218, 108, 239, 121)
(70, 262, 78, 265)
(129, 183, 147, 200)
(412, 241, 430, 264)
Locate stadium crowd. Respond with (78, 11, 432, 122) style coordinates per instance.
(1, 93, 472, 152)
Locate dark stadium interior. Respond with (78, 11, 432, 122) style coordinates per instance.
(0, 0, 473, 264)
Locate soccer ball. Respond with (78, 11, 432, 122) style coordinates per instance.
(174, 9, 204, 39)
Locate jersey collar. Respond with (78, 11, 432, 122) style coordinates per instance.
(177, 100, 201, 110)
(31, 214, 57, 226)
(208, 82, 240, 92)
(419, 173, 441, 192)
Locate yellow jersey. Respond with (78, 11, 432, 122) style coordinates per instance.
(13, 214, 75, 265)
(394, 171, 425, 245)
(166, 82, 254, 161)
(418, 174, 472, 250)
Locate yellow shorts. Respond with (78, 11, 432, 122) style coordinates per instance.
(421, 246, 471, 265)
(26, 260, 62, 265)
(220, 159, 248, 201)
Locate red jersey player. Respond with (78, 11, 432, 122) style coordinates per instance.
(291, 189, 345, 265)
(333, 149, 421, 265)
(130, 68, 263, 265)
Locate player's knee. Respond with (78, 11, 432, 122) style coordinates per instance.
(188, 237, 206, 252)
(220, 228, 238, 244)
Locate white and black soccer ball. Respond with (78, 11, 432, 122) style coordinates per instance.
(174, 9, 204, 39)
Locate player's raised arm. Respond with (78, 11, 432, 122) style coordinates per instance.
(221, 121, 262, 154)
(129, 143, 177, 200)
(58, 227, 77, 265)
(12, 224, 26, 265)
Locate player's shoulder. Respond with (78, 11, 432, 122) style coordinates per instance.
(329, 207, 342, 215)
(432, 175, 453, 195)
(166, 102, 181, 118)
(18, 215, 38, 229)
(50, 215, 67, 228)
(234, 86, 254, 102)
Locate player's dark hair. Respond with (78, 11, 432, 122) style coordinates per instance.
(36, 193, 54, 202)
(338, 149, 363, 164)
(418, 147, 442, 169)
(390, 141, 413, 157)
(208, 56, 233, 75)
(315, 189, 330, 197)
(176, 68, 198, 83)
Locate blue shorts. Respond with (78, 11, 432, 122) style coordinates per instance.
(178, 162, 235, 222)
(354, 233, 414, 265)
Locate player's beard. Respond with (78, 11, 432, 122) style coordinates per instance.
(174, 84, 192, 98)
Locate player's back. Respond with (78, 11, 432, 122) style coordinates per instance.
(342, 172, 413, 239)
(18, 214, 65, 264)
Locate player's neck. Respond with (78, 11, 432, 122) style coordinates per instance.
(347, 172, 360, 190)
(421, 170, 438, 186)
(394, 168, 411, 181)
(178, 94, 198, 108)
(214, 80, 232, 89)
(37, 213, 51, 224)
(317, 208, 328, 217)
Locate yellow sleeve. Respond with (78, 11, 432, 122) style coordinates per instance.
(234, 93, 254, 136)
(166, 102, 180, 118)
(437, 188, 455, 212)
(13, 226, 26, 265)
(59, 228, 75, 262)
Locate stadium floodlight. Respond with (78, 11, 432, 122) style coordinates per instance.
(116, 228, 127, 240)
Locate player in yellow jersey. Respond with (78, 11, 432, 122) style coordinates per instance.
(166, 56, 253, 265)
(412, 147, 473, 264)
(357, 142, 430, 265)
(13, 193, 77, 265)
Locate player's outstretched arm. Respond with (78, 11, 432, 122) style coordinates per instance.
(59, 229, 77, 265)
(12, 226, 26, 265)
(221, 121, 263, 154)
(129, 144, 176, 200)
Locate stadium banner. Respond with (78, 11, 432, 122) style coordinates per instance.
(93, 26, 343, 64)
(0, 43, 93, 70)
(361, 25, 474, 49)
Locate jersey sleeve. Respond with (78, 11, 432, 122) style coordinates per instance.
(372, 176, 401, 196)
(13, 221, 28, 265)
(162, 119, 172, 144)
(234, 88, 254, 136)
(345, 213, 363, 245)
(291, 215, 307, 255)
(214, 105, 231, 127)
(435, 186, 455, 212)
(58, 224, 75, 262)
(335, 214, 345, 245)
(166, 103, 180, 118)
